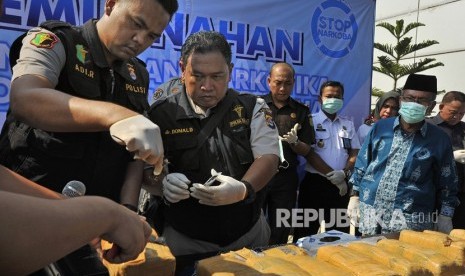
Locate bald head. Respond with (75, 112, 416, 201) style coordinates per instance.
(270, 62, 295, 78)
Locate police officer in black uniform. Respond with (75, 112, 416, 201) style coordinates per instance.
(144, 31, 280, 273)
(261, 62, 315, 245)
(0, 0, 178, 205)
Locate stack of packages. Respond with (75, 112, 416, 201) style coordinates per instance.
(197, 244, 345, 275)
(196, 229, 465, 275)
(101, 229, 176, 276)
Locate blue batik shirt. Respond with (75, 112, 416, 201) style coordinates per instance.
(350, 117, 459, 235)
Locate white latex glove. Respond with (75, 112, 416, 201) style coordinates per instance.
(333, 180, 348, 196)
(326, 170, 346, 185)
(162, 173, 191, 203)
(279, 123, 301, 144)
(109, 115, 164, 173)
(436, 215, 453, 234)
(347, 196, 360, 226)
(453, 150, 465, 164)
(190, 172, 246, 206)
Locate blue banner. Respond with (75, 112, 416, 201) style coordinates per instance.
(0, 0, 375, 128)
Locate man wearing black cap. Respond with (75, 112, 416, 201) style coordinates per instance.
(347, 73, 459, 235)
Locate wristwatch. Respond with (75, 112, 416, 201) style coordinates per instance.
(241, 180, 256, 204)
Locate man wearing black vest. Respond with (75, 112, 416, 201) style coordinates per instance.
(261, 62, 315, 245)
(144, 31, 280, 272)
(0, 0, 178, 207)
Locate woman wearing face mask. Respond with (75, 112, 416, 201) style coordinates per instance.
(347, 74, 459, 236)
(357, 91, 400, 145)
(293, 81, 361, 241)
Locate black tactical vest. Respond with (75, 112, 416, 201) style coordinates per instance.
(149, 89, 264, 246)
(0, 20, 150, 201)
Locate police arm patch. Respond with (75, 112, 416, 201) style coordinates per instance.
(259, 107, 276, 129)
(30, 32, 59, 49)
(153, 88, 165, 101)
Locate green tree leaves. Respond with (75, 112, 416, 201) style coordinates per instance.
(373, 19, 444, 90)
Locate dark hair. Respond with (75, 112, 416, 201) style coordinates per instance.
(180, 31, 232, 65)
(442, 91, 465, 104)
(155, 0, 179, 19)
(319, 80, 344, 96)
(270, 62, 295, 78)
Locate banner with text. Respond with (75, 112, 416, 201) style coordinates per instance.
(0, 0, 375, 128)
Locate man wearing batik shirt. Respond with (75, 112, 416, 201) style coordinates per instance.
(348, 74, 459, 235)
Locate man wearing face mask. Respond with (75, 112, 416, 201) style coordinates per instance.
(293, 81, 360, 241)
(347, 74, 459, 236)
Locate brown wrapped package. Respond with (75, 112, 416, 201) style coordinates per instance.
(377, 239, 464, 276)
(347, 242, 430, 276)
(316, 245, 399, 276)
(399, 230, 465, 268)
(101, 229, 176, 276)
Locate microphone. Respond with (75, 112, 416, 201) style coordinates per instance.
(62, 180, 86, 198)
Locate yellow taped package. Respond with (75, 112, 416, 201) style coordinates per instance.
(264, 245, 346, 276)
(101, 229, 175, 276)
(450, 229, 465, 241)
(316, 244, 399, 276)
(399, 230, 465, 268)
(196, 245, 345, 276)
(196, 247, 309, 276)
(347, 242, 430, 276)
(289, 255, 347, 276)
(376, 239, 464, 276)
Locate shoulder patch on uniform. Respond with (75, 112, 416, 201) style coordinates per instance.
(127, 63, 137, 81)
(30, 32, 58, 49)
(153, 87, 165, 101)
(170, 86, 181, 95)
(259, 107, 276, 129)
(75, 44, 88, 64)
